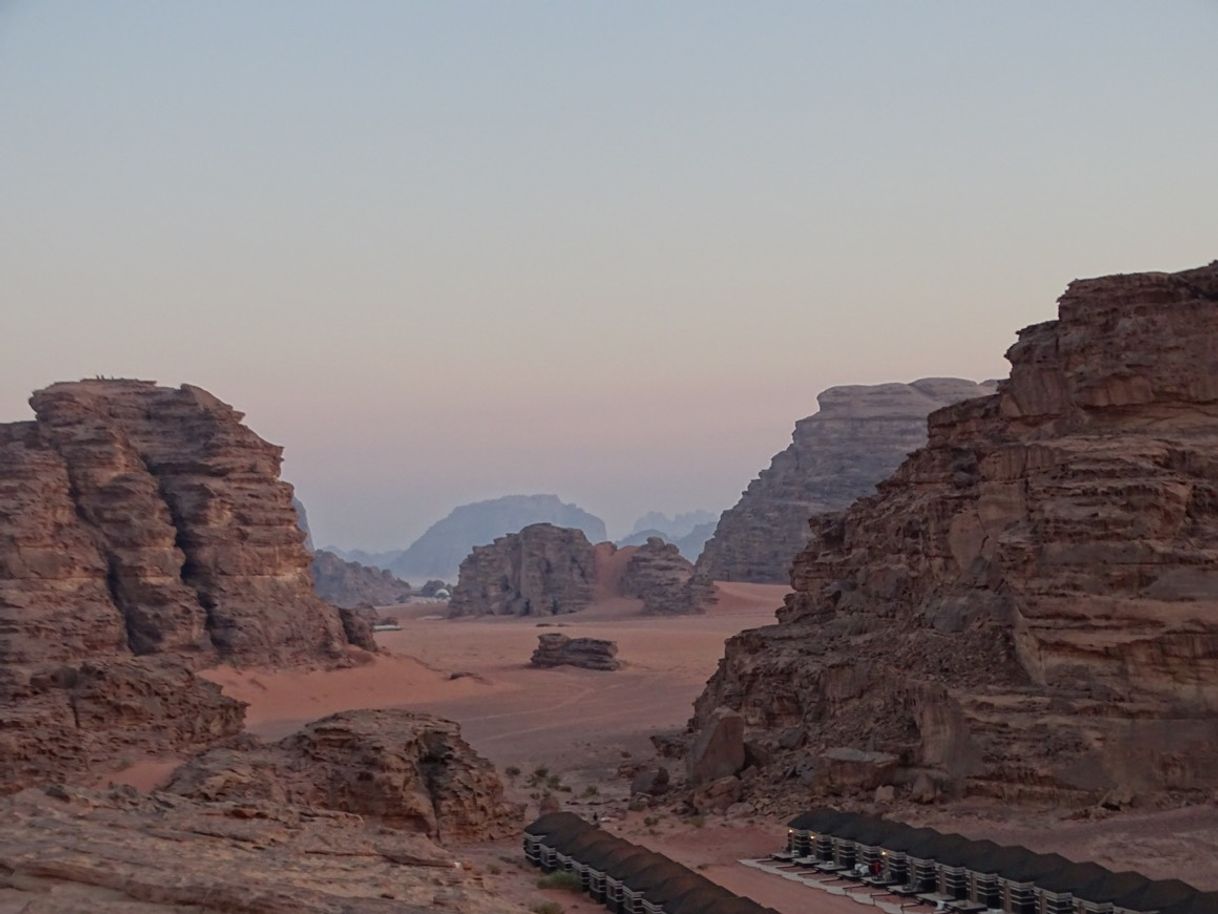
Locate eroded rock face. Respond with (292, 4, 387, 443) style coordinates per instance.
(0, 784, 526, 913)
(168, 709, 521, 842)
(312, 549, 414, 609)
(695, 378, 996, 584)
(529, 633, 620, 671)
(620, 537, 701, 614)
(692, 262, 1218, 806)
(0, 380, 366, 792)
(447, 523, 597, 617)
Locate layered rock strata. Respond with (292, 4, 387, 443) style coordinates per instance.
(620, 536, 702, 614)
(0, 784, 527, 913)
(692, 262, 1218, 806)
(0, 380, 367, 791)
(448, 523, 597, 617)
(529, 633, 620, 671)
(695, 378, 996, 583)
(312, 548, 414, 608)
(168, 709, 520, 842)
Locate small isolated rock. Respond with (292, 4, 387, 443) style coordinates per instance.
(687, 707, 745, 786)
(910, 772, 939, 804)
(817, 747, 899, 790)
(874, 785, 896, 804)
(691, 775, 741, 814)
(628, 794, 652, 811)
(529, 634, 620, 671)
(725, 801, 754, 818)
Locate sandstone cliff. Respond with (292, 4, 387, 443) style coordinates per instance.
(312, 548, 414, 608)
(695, 378, 996, 583)
(691, 262, 1218, 807)
(0, 380, 366, 791)
(447, 522, 597, 616)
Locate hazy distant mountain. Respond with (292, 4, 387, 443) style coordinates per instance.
(629, 510, 716, 540)
(291, 497, 314, 552)
(388, 494, 607, 582)
(323, 546, 404, 570)
(616, 520, 716, 561)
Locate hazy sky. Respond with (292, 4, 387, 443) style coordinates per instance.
(3, 1, 1217, 549)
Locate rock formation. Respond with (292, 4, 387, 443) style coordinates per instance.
(390, 494, 607, 581)
(0, 379, 368, 791)
(692, 262, 1218, 806)
(311, 548, 414, 608)
(169, 709, 520, 842)
(0, 784, 527, 913)
(447, 523, 597, 617)
(695, 377, 997, 583)
(620, 536, 702, 614)
(529, 633, 620, 671)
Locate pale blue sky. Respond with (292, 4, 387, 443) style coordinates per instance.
(3, 1, 1216, 548)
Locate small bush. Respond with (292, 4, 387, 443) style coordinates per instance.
(689, 814, 706, 828)
(536, 871, 583, 893)
(488, 863, 502, 875)
(532, 903, 564, 914)
(546, 774, 562, 790)
(505, 765, 521, 779)
(582, 785, 599, 797)
(643, 815, 659, 827)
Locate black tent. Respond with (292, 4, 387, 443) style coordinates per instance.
(1119, 880, 1202, 914)
(1163, 892, 1218, 914)
(881, 826, 943, 856)
(912, 832, 973, 862)
(525, 812, 592, 838)
(667, 886, 736, 914)
(994, 851, 1073, 883)
(941, 839, 1004, 870)
(560, 828, 624, 859)
(1075, 871, 1154, 906)
(1036, 861, 1115, 896)
(788, 808, 858, 834)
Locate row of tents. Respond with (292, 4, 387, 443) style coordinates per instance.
(524, 812, 779, 914)
(781, 808, 1216, 914)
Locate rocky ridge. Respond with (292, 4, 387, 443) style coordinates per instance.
(311, 548, 414, 608)
(0, 784, 526, 913)
(692, 262, 1218, 807)
(169, 709, 520, 842)
(695, 377, 997, 583)
(447, 523, 598, 617)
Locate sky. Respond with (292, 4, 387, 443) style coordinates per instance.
(2, 1, 1217, 550)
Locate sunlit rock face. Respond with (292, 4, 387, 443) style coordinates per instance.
(0, 379, 364, 792)
(693, 262, 1218, 806)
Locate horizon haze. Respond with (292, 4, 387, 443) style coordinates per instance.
(3, 1, 1217, 549)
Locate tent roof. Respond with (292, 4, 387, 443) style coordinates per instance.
(1075, 871, 1155, 906)
(667, 886, 735, 914)
(1119, 880, 1202, 913)
(912, 832, 972, 862)
(881, 826, 943, 855)
(561, 829, 627, 860)
(524, 812, 592, 838)
(1035, 861, 1113, 895)
(995, 851, 1073, 882)
(788, 808, 857, 834)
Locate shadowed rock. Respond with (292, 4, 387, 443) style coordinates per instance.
(530, 633, 620, 671)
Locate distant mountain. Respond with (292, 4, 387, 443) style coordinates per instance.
(629, 510, 716, 540)
(322, 546, 404, 570)
(311, 549, 413, 608)
(291, 497, 314, 552)
(616, 520, 716, 562)
(389, 494, 607, 582)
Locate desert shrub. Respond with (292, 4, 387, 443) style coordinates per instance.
(536, 871, 583, 893)
(689, 814, 706, 828)
(505, 765, 521, 779)
(582, 785, 599, 797)
(532, 903, 564, 914)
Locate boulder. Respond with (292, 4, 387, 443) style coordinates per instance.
(529, 633, 620, 671)
(631, 766, 671, 797)
(686, 707, 745, 786)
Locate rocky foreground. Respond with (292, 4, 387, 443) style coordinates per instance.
(695, 378, 996, 584)
(690, 261, 1218, 809)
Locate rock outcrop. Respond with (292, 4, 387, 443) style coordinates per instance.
(447, 523, 597, 617)
(695, 378, 997, 583)
(692, 262, 1218, 807)
(390, 494, 607, 581)
(0, 784, 526, 913)
(312, 548, 414, 608)
(529, 633, 620, 671)
(0, 380, 367, 792)
(620, 536, 701, 614)
(168, 709, 521, 842)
